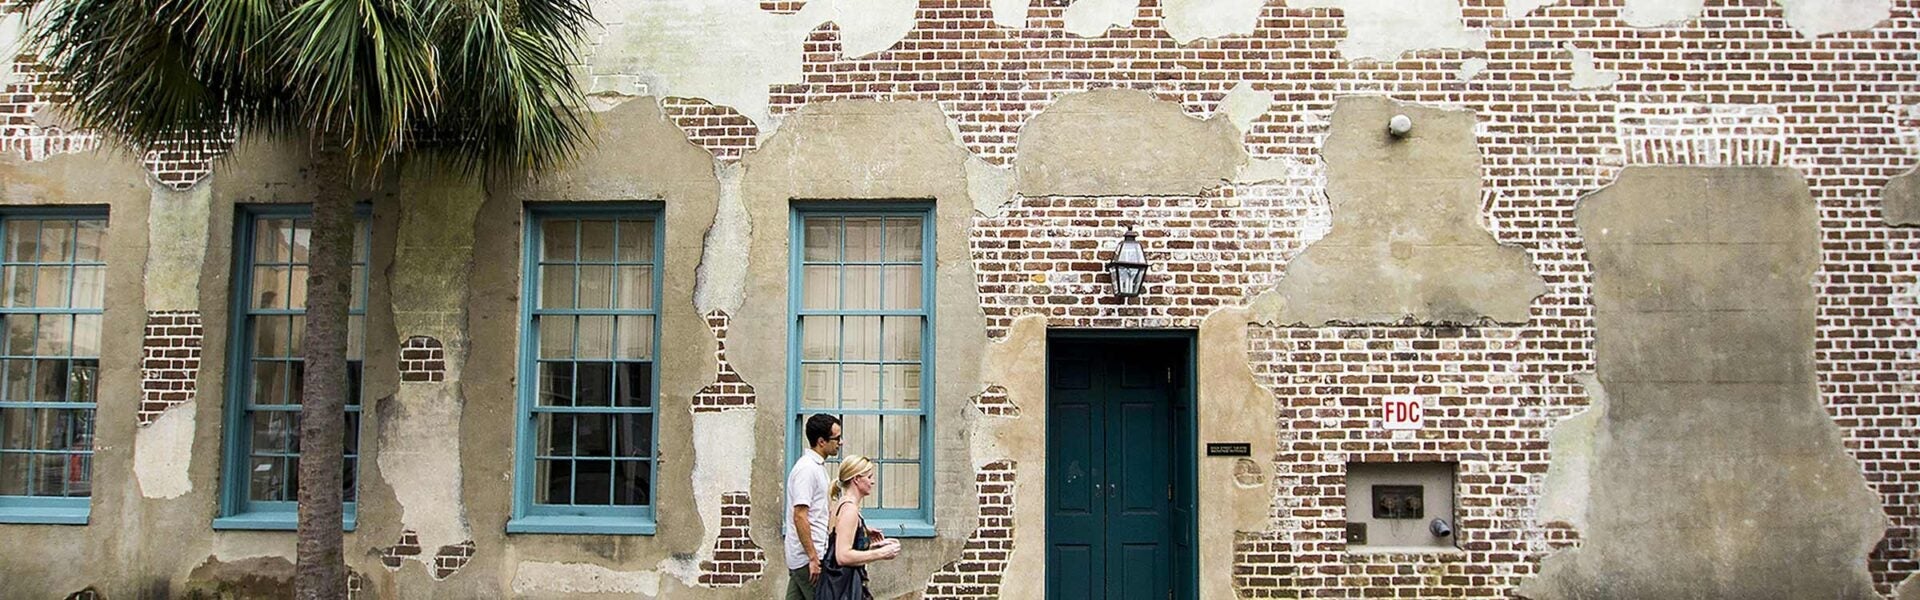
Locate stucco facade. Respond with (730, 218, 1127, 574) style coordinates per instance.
(1, 0, 1919, 598)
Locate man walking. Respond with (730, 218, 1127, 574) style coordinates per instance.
(786, 414, 841, 600)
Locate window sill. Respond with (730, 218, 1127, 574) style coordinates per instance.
(507, 514, 657, 536)
(0, 504, 89, 525)
(213, 511, 357, 532)
(865, 518, 936, 539)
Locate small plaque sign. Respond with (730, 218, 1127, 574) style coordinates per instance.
(1345, 523, 1368, 545)
(1382, 395, 1424, 430)
(1206, 443, 1251, 457)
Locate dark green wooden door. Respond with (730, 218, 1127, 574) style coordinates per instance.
(1047, 340, 1181, 600)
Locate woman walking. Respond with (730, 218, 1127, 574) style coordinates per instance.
(816, 455, 901, 600)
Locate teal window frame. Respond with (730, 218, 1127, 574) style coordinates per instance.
(0, 208, 109, 525)
(214, 205, 370, 531)
(787, 203, 937, 538)
(508, 203, 664, 536)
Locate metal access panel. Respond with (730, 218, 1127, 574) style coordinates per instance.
(1344, 462, 1456, 551)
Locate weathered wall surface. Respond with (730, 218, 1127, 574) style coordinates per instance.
(0, 0, 1918, 598)
(1522, 167, 1886, 597)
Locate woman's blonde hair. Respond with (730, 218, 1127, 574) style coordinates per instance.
(831, 455, 877, 501)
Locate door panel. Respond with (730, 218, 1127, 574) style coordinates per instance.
(1048, 339, 1185, 600)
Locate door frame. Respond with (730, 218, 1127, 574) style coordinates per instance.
(1045, 329, 1199, 600)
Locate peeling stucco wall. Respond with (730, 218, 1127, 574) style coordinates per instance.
(133, 400, 195, 499)
(693, 162, 749, 315)
(1214, 81, 1274, 135)
(726, 99, 989, 596)
(1195, 308, 1278, 600)
(1523, 167, 1886, 598)
(584, 0, 919, 127)
(143, 182, 213, 311)
(1883, 166, 1920, 226)
(1288, 0, 1487, 61)
(1776, 0, 1891, 38)
(1563, 43, 1620, 90)
(989, 0, 1028, 29)
(1062, 0, 1139, 38)
(1253, 96, 1544, 325)
(1016, 89, 1246, 196)
(1621, 0, 1706, 27)
(511, 561, 662, 597)
(970, 315, 1047, 600)
(0, 9, 21, 91)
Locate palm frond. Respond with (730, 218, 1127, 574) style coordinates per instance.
(429, 0, 591, 176)
(277, 0, 438, 169)
(23, 0, 227, 146)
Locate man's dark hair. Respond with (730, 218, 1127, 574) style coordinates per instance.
(805, 414, 841, 448)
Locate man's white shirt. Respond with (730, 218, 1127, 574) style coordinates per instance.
(784, 449, 831, 570)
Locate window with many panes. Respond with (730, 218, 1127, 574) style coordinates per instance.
(217, 208, 369, 530)
(790, 207, 934, 536)
(510, 206, 661, 535)
(0, 212, 106, 524)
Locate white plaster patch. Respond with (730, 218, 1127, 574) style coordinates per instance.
(585, 0, 918, 127)
(375, 387, 471, 551)
(144, 181, 213, 312)
(1621, 0, 1704, 27)
(1214, 81, 1273, 134)
(511, 561, 660, 595)
(694, 161, 751, 315)
(966, 156, 1016, 218)
(1161, 0, 1265, 44)
(1062, 0, 1140, 37)
(1456, 58, 1488, 82)
(1537, 373, 1604, 529)
(1506, 0, 1561, 18)
(1564, 43, 1620, 90)
(1289, 0, 1487, 61)
(674, 409, 757, 587)
(1776, 0, 1890, 37)
(133, 400, 195, 499)
(990, 0, 1029, 28)
(0, 11, 22, 92)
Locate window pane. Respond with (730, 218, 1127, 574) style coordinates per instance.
(350, 265, 367, 309)
(615, 266, 653, 310)
(844, 218, 881, 262)
(884, 217, 923, 262)
(614, 461, 650, 506)
(575, 362, 612, 407)
(537, 413, 575, 456)
(574, 412, 610, 457)
(538, 316, 574, 359)
(536, 459, 570, 504)
(615, 414, 653, 459)
(252, 266, 289, 310)
(844, 265, 881, 310)
(881, 415, 921, 460)
(4, 266, 30, 307)
(253, 316, 291, 358)
(616, 219, 655, 263)
(799, 364, 837, 409)
(285, 266, 311, 310)
(883, 365, 921, 410)
(542, 220, 577, 262)
(5, 221, 37, 262)
(64, 455, 92, 496)
(34, 314, 71, 356)
(73, 220, 105, 262)
(842, 364, 879, 410)
(614, 362, 653, 408)
(537, 362, 574, 407)
(540, 265, 575, 309)
(251, 412, 296, 454)
(67, 360, 98, 403)
(287, 220, 311, 265)
(884, 265, 922, 310)
(578, 316, 613, 360)
(4, 316, 30, 356)
(840, 413, 878, 461)
(252, 361, 292, 406)
(802, 265, 839, 310)
(72, 316, 100, 359)
(3, 360, 27, 402)
(34, 266, 70, 307)
(347, 316, 364, 361)
(0, 452, 25, 495)
(72, 266, 104, 309)
(882, 316, 921, 362)
(579, 220, 615, 262)
(880, 463, 920, 509)
(0, 408, 28, 448)
(844, 316, 880, 362)
(577, 265, 613, 310)
(803, 218, 840, 262)
(250, 456, 291, 502)
(615, 315, 654, 361)
(32, 359, 68, 404)
(37, 220, 72, 262)
(800, 316, 838, 361)
(575, 459, 613, 505)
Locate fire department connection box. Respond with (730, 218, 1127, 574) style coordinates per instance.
(1344, 462, 1457, 552)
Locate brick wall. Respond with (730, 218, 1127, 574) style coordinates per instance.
(699, 492, 768, 586)
(693, 311, 758, 412)
(140, 311, 203, 424)
(398, 335, 448, 383)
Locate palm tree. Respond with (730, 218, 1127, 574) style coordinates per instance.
(21, 1, 595, 597)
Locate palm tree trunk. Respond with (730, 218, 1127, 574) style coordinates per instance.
(294, 183, 355, 600)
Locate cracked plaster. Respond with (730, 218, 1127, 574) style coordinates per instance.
(1196, 308, 1279, 600)
(1016, 89, 1246, 196)
(143, 180, 213, 311)
(1062, 0, 1139, 37)
(1456, 58, 1489, 82)
(1288, 0, 1487, 61)
(1161, 0, 1267, 44)
(990, 0, 1029, 28)
(1523, 167, 1886, 598)
(1253, 96, 1544, 326)
(134, 399, 195, 499)
(694, 162, 750, 315)
(681, 409, 758, 587)
(1776, 0, 1890, 37)
(584, 0, 919, 127)
(1215, 81, 1273, 135)
(971, 315, 1048, 600)
(0, 10, 20, 91)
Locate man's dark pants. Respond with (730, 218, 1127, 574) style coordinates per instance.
(786, 567, 816, 600)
